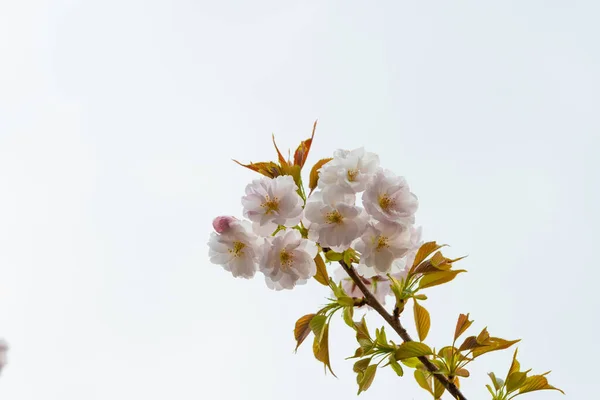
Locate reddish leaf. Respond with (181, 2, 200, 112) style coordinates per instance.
(313, 254, 329, 286)
(294, 314, 316, 351)
(272, 134, 289, 167)
(293, 120, 317, 168)
(308, 157, 333, 194)
(454, 313, 473, 342)
(232, 160, 282, 178)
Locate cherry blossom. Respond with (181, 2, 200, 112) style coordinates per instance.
(354, 221, 412, 274)
(259, 229, 318, 290)
(362, 168, 418, 225)
(241, 175, 304, 236)
(303, 190, 369, 252)
(318, 147, 380, 200)
(208, 218, 261, 278)
(334, 267, 391, 305)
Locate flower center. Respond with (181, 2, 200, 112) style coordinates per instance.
(375, 235, 389, 251)
(261, 195, 280, 215)
(228, 241, 246, 257)
(378, 194, 395, 212)
(326, 210, 344, 224)
(347, 168, 358, 182)
(279, 250, 294, 270)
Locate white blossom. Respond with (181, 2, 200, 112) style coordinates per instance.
(208, 217, 260, 278)
(362, 168, 418, 224)
(334, 267, 390, 305)
(259, 229, 318, 290)
(318, 147, 380, 195)
(354, 221, 412, 274)
(241, 175, 303, 236)
(303, 190, 369, 252)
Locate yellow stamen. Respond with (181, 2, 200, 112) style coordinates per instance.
(228, 241, 246, 257)
(375, 236, 389, 251)
(261, 195, 280, 215)
(279, 250, 294, 270)
(378, 194, 395, 212)
(347, 168, 358, 182)
(326, 210, 343, 224)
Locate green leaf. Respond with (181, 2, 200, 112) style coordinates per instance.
(488, 372, 504, 391)
(413, 301, 431, 342)
(353, 357, 371, 373)
(312, 322, 336, 376)
(358, 365, 377, 394)
(400, 357, 423, 369)
(388, 354, 404, 376)
(294, 313, 315, 352)
(337, 296, 355, 307)
(413, 369, 433, 395)
(454, 313, 473, 342)
(355, 316, 371, 341)
(325, 250, 343, 262)
(312, 254, 329, 286)
(506, 371, 528, 393)
(418, 269, 466, 289)
(375, 326, 388, 346)
(309, 315, 327, 341)
(395, 342, 433, 360)
(343, 306, 354, 328)
(518, 375, 564, 395)
(433, 375, 446, 398)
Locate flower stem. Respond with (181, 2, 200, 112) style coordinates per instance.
(330, 250, 467, 400)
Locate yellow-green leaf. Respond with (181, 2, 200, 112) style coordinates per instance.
(313, 322, 336, 376)
(418, 269, 466, 289)
(506, 371, 528, 393)
(358, 364, 377, 394)
(395, 342, 433, 360)
(324, 250, 343, 262)
(507, 349, 521, 379)
(294, 313, 315, 351)
(309, 315, 327, 340)
(518, 375, 564, 395)
(388, 354, 404, 376)
(459, 336, 485, 352)
(313, 254, 329, 286)
(410, 242, 445, 273)
(308, 157, 332, 194)
(454, 313, 473, 342)
(293, 120, 317, 168)
(472, 337, 520, 358)
(476, 327, 491, 345)
(400, 357, 423, 369)
(413, 301, 431, 342)
(488, 372, 504, 391)
(433, 375, 446, 398)
(414, 369, 433, 395)
(232, 160, 283, 178)
(456, 368, 470, 378)
(353, 357, 371, 373)
(343, 306, 354, 328)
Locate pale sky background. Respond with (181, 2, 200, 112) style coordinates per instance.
(1, 1, 599, 399)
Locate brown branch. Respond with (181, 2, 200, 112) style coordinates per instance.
(335, 253, 467, 400)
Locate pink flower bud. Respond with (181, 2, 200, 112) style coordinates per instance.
(212, 216, 237, 234)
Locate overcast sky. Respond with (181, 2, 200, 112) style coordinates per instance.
(1, 1, 599, 399)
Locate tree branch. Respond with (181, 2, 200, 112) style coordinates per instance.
(334, 253, 467, 400)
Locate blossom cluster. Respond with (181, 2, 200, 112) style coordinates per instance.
(208, 147, 422, 302)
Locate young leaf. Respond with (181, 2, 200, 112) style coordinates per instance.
(313, 254, 329, 286)
(294, 313, 316, 351)
(418, 269, 466, 289)
(293, 120, 317, 168)
(388, 354, 404, 376)
(353, 357, 371, 373)
(232, 160, 282, 178)
(476, 327, 491, 345)
(337, 296, 355, 307)
(518, 375, 565, 395)
(343, 306, 354, 328)
(395, 342, 433, 360)
(324, 250, 343, 262)
(507, 348, 521, 379)
(458, 336, 485, 352)
(413, 369, 433, 395)
(506, 371, 528, 393)
(455, 368, 470, 378)
(308, 157, 332, 194)
(271, 134, 289, 167)
(472, 337, 521, 358)
(410, 242, 445, 273)
(454, 313, 473, 342)
(413, 301, 431, 342)
(400, 357, 423, 369)
(375, 326, 388, 346)
(488, 372, 504, 391)
(358, 364, 377, 394)
(355, 316, 371, 341)
(433, 375, 446, 398)
(312, 322, 336, 376)
(309, 314, 327, 341)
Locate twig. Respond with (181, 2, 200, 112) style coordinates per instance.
(333, 252, 467, 400)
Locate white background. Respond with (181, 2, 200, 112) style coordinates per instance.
(1, 1, 598, 399)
